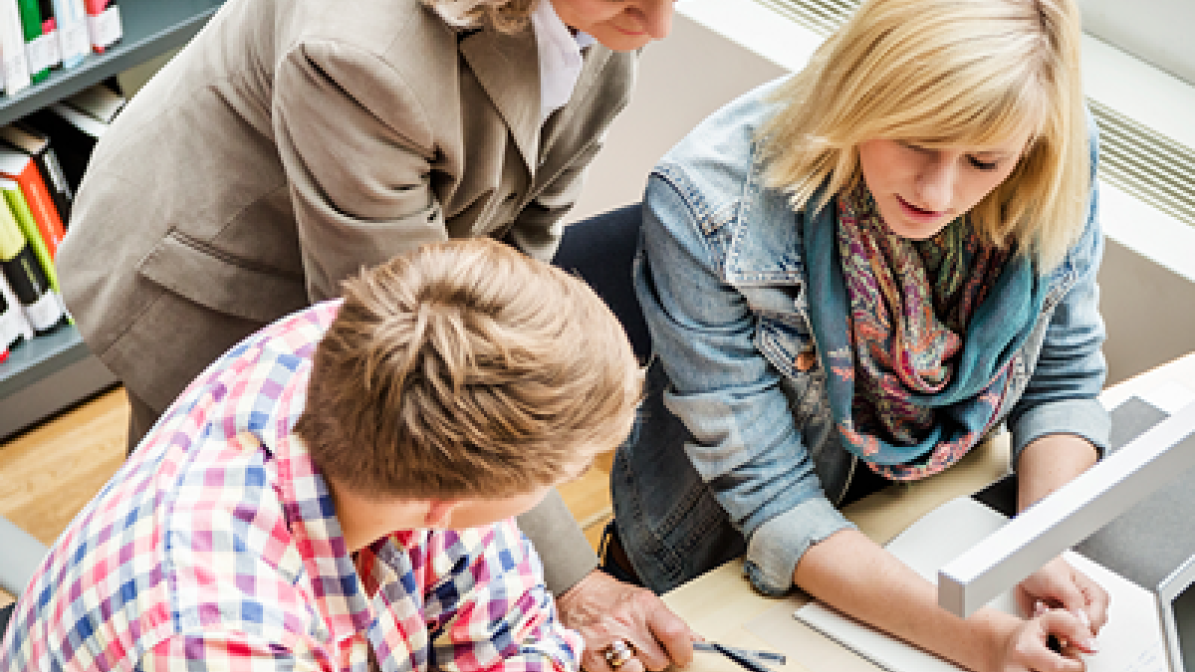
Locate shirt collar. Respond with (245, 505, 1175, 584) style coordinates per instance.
(531, 0, 595, 124)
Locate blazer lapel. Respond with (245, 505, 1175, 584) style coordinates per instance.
(460, 28, 541, 174)
(539, 44, 613, 163)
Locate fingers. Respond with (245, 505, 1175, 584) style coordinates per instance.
(643, 595, 696, 667)
(617, 657, 647, 672)
(628, 627, 674, 671)
(1073, 572, 1111, 634)
(1036, 607, 1098, 656)
(1021, 557, 1110, 637)
(583, 635, 640, 672)
(561, 569, 698, 672)
(1015, 607, 1096, 672)
(1043, 562, 1088, 615)
(1042, 563, 1111, 636)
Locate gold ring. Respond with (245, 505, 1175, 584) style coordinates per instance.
(603, 640, 635, 669)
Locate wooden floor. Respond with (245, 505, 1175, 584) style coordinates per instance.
(0, 386, 615, 602)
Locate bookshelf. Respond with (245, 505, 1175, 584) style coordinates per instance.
(0, 0, 226, 441)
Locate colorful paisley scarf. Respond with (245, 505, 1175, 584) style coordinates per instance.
(804, 182, 1044, 480)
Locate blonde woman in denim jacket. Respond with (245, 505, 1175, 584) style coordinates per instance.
(609, 1, 1113, 670)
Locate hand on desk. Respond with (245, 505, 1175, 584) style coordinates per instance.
(1016, 555, 1110, 635)
(555, 569, 695, 672)
(988, 604, 1100, 672)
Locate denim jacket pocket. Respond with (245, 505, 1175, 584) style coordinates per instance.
(745, 283, 824, 431)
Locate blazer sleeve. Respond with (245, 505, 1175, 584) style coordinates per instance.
(273, 38, 449, 302)
(506, 141, 603, 263)
(515, 490, 598, 595)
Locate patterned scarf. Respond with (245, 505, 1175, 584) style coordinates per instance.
(805, 182, 1043, 480)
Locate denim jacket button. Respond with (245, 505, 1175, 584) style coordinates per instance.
(795, 350, 816, 372)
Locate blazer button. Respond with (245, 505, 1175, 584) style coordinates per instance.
(795, 349, 816, 372)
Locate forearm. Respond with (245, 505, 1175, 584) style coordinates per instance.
(1015, 433, 1099, 512)
(794, 528, 1017, 672)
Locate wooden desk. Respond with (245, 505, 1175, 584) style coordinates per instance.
(661, 351, 1195, 672)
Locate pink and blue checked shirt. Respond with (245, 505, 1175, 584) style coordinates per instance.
(0, 300, 583, 672)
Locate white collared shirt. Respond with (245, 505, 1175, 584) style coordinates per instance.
(530, 0, 596, 125)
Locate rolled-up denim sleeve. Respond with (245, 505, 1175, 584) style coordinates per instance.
(636, 169, 853, 596)
(1007, 129, 1111, 464)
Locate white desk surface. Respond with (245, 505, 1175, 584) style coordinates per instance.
(662, 351, 1195, 672)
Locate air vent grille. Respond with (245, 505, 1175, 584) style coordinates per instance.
(752, 0, 858, 34)
(1089, 101, 1195, 226)
(750, 0, 1195, 228)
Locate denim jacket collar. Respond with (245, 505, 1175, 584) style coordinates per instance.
(724, 155, 830, 287)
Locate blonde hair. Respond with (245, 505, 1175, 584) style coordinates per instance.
(296, 239, 642, 499)
(422, 0, 537, 34)
(761, 0, 1089, 269)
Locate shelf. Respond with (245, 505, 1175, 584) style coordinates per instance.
(0, 0, 227, 441)
(0, 0, 226, 127)
(0, 323, 118, 441)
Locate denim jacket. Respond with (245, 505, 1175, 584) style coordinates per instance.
(611, 78, 1110, 597)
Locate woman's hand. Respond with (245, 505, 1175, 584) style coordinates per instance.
(1015, 556, 1110, 636)
(554, 569, 696, 672)
(986, 607, 1099, 672)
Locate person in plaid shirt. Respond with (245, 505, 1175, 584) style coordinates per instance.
(0, 238, 643, 672)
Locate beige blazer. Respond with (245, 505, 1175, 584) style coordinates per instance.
(58, 0, 636, 417)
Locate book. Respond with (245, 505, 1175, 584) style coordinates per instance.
(15, 0, 48, 82)
(0, 189, 61, 332)
(0, 176, 60, 298)
(0, 268, 33, 360)
(80, 0, 116, 53)
(0, 145, 65, 256)
(792, 497, 1168, 672)
(47, 0, 86, 69)
(36, 0, 60, 70)
(63, 79, 124, 123)
(0, 121, 72, 224)
(20, 102, 102, 192)
(0, 0, 32, 95)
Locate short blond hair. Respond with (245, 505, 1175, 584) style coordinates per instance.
(422, 0, 536, 34)
(761, 0, 1089, 269)
(296, 239, 642, 499)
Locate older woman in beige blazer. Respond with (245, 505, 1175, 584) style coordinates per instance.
(57, 0, 689, 670)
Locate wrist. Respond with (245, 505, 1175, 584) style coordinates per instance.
(968, 608, 1021, 672)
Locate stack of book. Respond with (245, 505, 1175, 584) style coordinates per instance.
(0, 80, 119, 361)
(0, 0, 122, 96)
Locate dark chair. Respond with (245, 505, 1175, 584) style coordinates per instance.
(0, 602, 13, 639)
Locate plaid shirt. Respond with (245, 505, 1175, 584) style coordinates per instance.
(0, 301, 583, 672)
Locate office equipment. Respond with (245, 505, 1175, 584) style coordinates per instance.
(711, 641, 779, 672)
(939, 400, 1195, 617)
(693, 641, 787, 664)
(794, 497, 1169, 672)
(1158, 555, 1195, 672)
(645, 356, 1195, 672)
(792, 391, 1195, 672)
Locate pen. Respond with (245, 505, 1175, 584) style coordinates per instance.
(709, 642, 782, 672)
(691, 641, 786, 664)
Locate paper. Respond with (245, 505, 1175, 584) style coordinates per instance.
(793, 498, 1167, 672)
